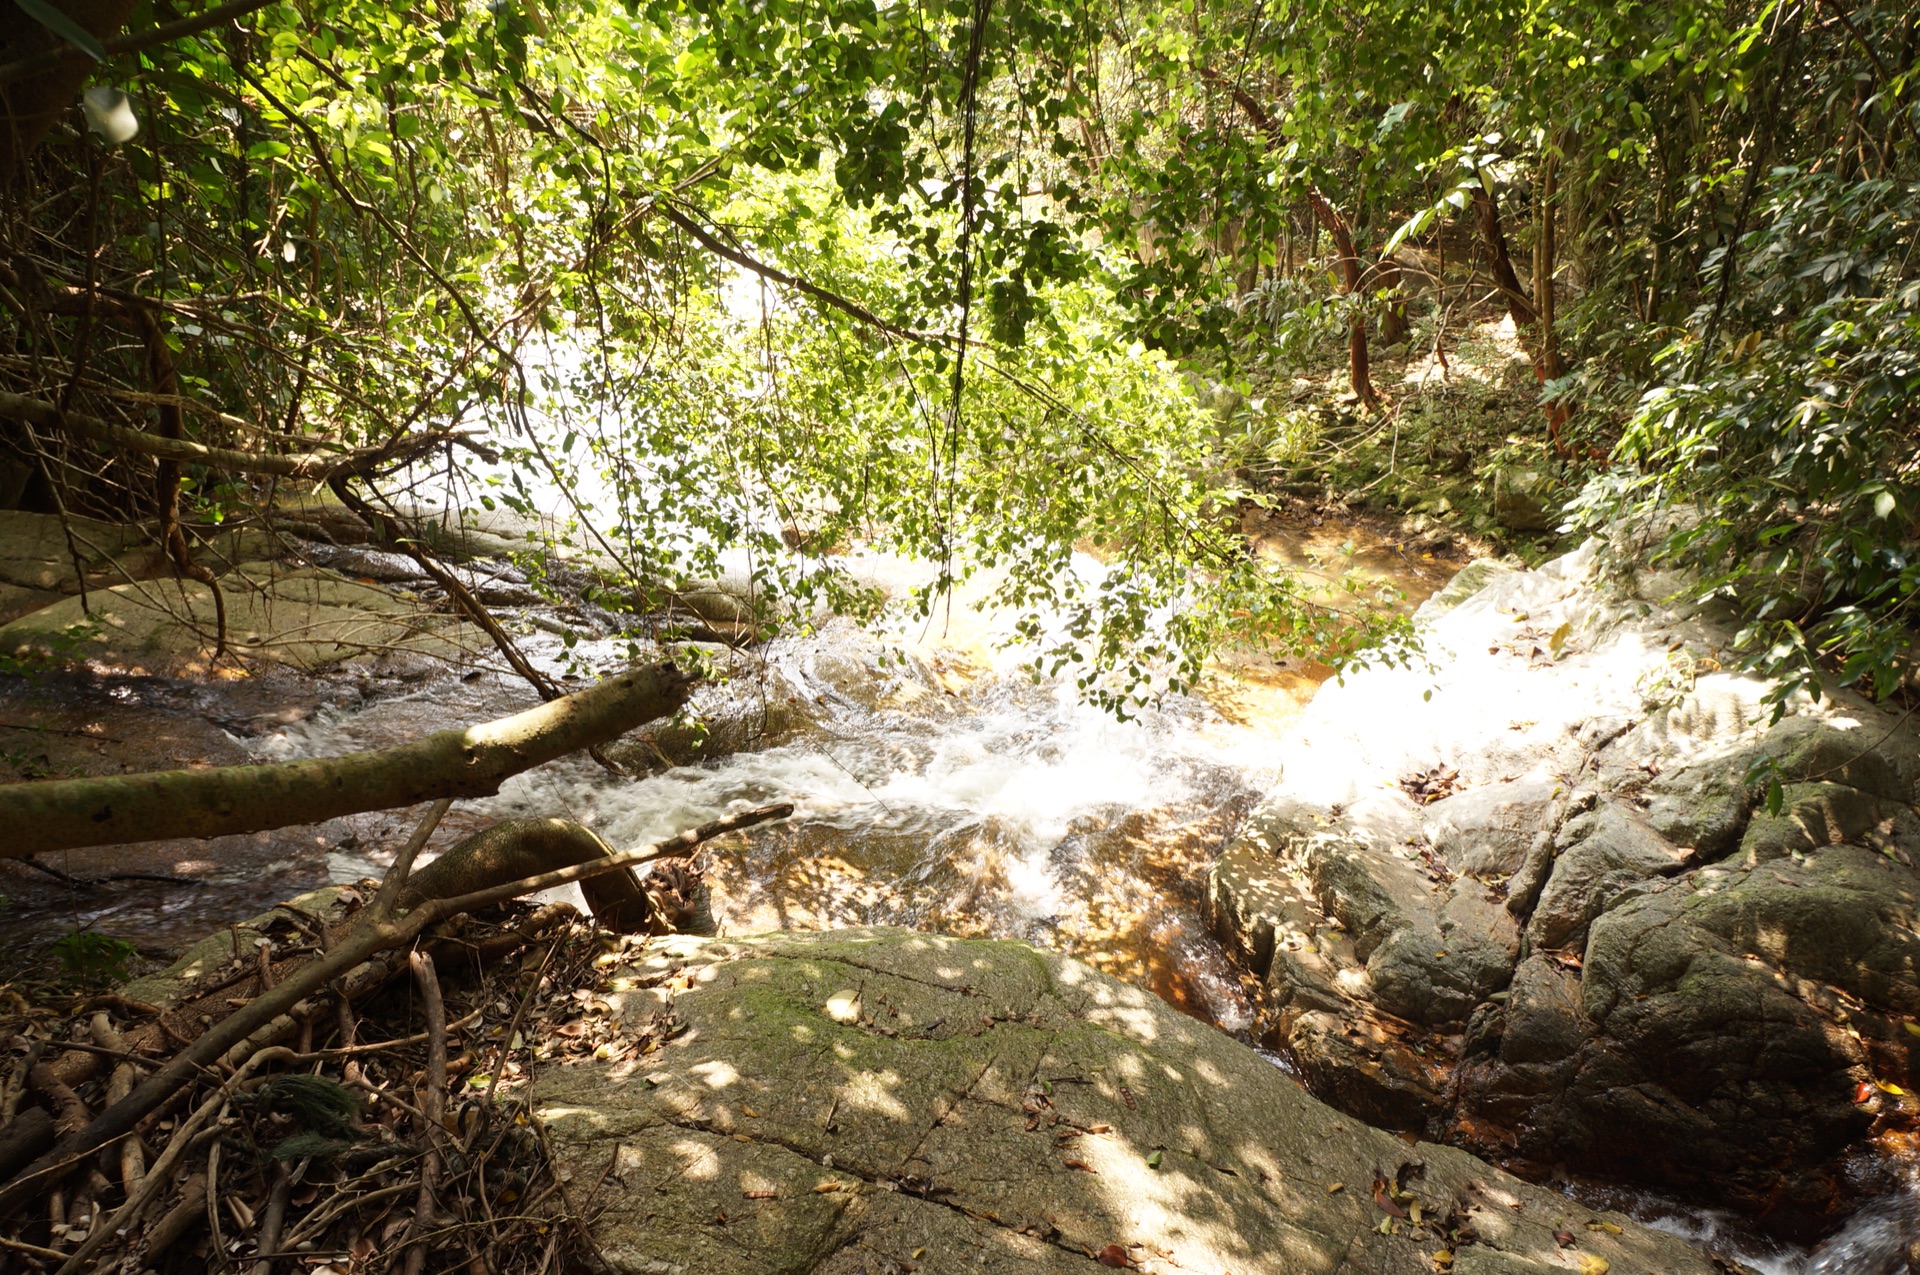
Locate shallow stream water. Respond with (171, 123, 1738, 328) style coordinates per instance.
(0, 515, 1912, 1270)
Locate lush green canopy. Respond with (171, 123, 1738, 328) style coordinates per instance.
(1, 0, 1915, 705)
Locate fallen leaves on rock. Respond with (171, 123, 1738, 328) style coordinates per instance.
(1399, 766, 1462, 805)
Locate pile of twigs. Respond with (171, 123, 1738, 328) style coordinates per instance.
(0, 801, 794, 1274)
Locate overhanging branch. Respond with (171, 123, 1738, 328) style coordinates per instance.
(0, 391, 490, 480)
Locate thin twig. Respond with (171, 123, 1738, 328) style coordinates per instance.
(483, 938, 558, 1110)
(402, 951, 448, 1275)
(371, 797, 454, 922)
(0, 804, 793, 1216)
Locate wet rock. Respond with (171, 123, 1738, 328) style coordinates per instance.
(299, 543, 428, 583)
(1209, 544, 1920, 1222)
(1288, 1009, 1447, 1129)
(1205, 833, 1315, 976)
(536, 928, 1716, 1274)
(1527, 802, 1692, 951)
(1425, 776, 1563, 878)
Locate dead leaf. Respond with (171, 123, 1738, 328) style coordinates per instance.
(1579, 1257, 1610, 1275)
(1097, 1244, 1132, 1268)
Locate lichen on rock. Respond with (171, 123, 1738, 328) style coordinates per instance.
(534, 927, 1715, 1274)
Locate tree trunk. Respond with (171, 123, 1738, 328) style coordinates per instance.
(1374, 253, 1411, 347)
(1535, 151, 1562, 381)
(1307, 189, 1378, 405)
(0, 662, 695, 857)
(1472, 176, 1568, 448)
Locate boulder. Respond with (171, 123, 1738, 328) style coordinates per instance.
(1425, 777, 1564, 878)
(1491, 468, 1560, 533)
(0, 508, 148, 592)
(1208, 544, 1920, 1224)
(534, 928, 1717, 1275)
(1527, 802, 1692, 951)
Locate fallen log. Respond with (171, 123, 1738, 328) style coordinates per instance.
(0, 662, 695, 858)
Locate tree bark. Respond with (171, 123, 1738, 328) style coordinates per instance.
(0, 662, 695, 857)
(1472, 176, 1568, 446)
(1307, 190, 1379, 405)
(1373, 253, 1411, 347)
(1196, 68, 1381, 406)
(0, 391, 475, 479)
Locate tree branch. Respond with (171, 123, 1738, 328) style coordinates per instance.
(0, 391, 488, 480)
(0, 663, 696, 857)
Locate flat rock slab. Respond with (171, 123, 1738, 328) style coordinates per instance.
(0, 561, 482, 672)
(534, 928, 1713, 1275)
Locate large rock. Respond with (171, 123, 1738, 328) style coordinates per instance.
(1425, 777, 1564, 878)
(0, 561, 483, 672)
(534, 928, 1717, 1275)
(1526, 802, 1691, 951)
(0, 508, 148, 592)
(1462, 844, 1920, 1223)
(1207, 545, 1920, 1226)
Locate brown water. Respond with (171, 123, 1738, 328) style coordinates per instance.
(0, 516, 1465, 1041)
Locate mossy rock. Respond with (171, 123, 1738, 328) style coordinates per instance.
(534, 928, 1717, 1275)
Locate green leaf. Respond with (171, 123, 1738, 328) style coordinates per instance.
(1146, 1150, 1163, 1169)
(1874, 490, 1896, 520)
(15, 0, 107, 61)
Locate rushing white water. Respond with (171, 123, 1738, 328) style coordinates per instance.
(1565, 1167, 1920, 1272)
(252, 609, 1282, 1030)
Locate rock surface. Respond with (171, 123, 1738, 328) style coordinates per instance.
(535, 927, 1716, 1275)
(0, 560, 483, 671)
(1207, 541, 1920, 1230)
(0, 509, 493, 672)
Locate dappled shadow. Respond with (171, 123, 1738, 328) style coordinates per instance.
(532, 928, 1720, 1274)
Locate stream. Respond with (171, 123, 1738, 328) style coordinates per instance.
(0, 510, 1913, 1271)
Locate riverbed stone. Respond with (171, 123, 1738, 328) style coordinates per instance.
(1425, 776, 1564, 878)
(0, 562, 484, 672)
(533, 928, 1717, 1275)
(1209, 544, 1920, 1222)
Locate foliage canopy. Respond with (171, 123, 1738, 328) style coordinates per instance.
(1, 0, 1916, 706)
